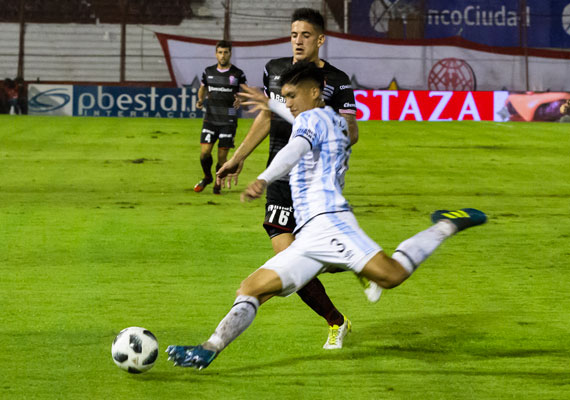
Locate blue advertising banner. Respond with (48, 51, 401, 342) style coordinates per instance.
(29, 84, 205, 118)
(351, 0, 570, 49)
(73, 85, 203, 118)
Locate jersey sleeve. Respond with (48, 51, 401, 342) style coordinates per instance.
(330, 73, 356, 115)
(291, 111, 325, 149)
(201, 69, 207, 87)
(239, 69, 247, 85)
(257, 136, 310, 184)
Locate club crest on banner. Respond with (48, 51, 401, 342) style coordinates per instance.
(428, 58, 476, 91)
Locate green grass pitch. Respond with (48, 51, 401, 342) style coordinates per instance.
(1, 115, 569, 399)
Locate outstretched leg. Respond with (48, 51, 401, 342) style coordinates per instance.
(360, 208, 487, 288)
(167, 235, 331, 369)
(167, 268, 282, 369)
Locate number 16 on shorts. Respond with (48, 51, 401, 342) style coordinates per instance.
(264, 204, 295, 232)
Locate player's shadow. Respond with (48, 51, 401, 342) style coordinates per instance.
(216, 311, 567, 377)
(146, 312, 568, 381)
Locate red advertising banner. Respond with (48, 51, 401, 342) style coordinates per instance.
(355, 90, 496, 121)
(354, 90, 570, 122)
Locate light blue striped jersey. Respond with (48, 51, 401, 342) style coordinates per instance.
(289, 106, 352, 233)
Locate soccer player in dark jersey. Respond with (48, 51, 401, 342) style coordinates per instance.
(217, 8, 380, 349)
(194, 40, 247, 194)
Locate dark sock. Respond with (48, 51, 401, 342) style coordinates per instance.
(214, 163, 222, 185)
(296, 278, 344, 326)
(200, 154, 213, 179)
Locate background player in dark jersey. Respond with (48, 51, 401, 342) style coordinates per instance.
(217, 9, 380, 349)
(194, 40, 247, 194)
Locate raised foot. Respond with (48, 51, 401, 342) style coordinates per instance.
(431, 208, 487, 233)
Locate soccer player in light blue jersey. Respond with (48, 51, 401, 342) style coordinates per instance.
(217, 8, 367, 350)
(167, 61, 487, 370)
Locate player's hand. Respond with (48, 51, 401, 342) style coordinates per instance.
(241, 179, 267, 202)
(238, 85, 269, 113)
(196, 99, 204, 110)
(216, 159, 244, 189)
(233, 94, 241, 110)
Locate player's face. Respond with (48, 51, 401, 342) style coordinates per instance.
(290, 21, 324, 63)
(216, 47, 231, 68)
(282, 81, 321, 118)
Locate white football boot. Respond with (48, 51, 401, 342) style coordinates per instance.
(323, 316, 352, 350)
(358, 276, 383, 303)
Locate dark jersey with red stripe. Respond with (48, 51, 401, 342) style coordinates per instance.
(201, 64, 247, 126)
(263, 57, 356, 167)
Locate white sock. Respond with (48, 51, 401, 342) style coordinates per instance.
(392, 220, 456, 274)
(205, 295, 260, 353)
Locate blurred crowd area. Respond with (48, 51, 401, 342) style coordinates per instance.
(0, 0, 194, 25)
(0, 78, 27, 114)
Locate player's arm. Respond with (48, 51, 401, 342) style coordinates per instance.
(333, 73, 358, 146)
(216, 108, 271, 188)
(233, 109, 272, 161)
(217, 63, 273, 188)
(234, 72, 249, 109)
(342, 113, 359, 146)
(241, 136, 310, 201)
(196, 85, 206, 109)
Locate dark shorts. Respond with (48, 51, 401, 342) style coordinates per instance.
(263, 180, 296, 238)
(200, 121, 237, 148)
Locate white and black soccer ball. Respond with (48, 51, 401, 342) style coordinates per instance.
(111, 327, 159, 374)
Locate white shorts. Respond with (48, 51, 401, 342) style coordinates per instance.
(260, 211, 382, 296)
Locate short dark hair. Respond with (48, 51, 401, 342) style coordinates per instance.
(280, 61, 324, 91)
(291, 8, 325, 32)
(216, 40, 232, 51)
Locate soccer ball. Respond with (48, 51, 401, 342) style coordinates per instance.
(111, 327, 159, 373)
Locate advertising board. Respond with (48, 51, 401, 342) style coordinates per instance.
(28, 84, 204, 118)
(351, 0, 570, 49)
(28, 84, 570, 123)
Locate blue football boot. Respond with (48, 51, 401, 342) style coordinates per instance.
(431, 208, 487, 232)
(166, 345, 218, 370)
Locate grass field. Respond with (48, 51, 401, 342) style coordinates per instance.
(1, 115, 569, 399)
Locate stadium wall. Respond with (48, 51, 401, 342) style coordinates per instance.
(2, 1, 568, 89)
